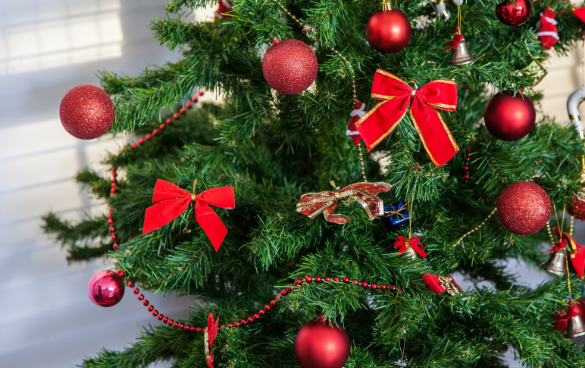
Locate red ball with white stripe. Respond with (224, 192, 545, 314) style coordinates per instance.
(346, 100, 366, 146)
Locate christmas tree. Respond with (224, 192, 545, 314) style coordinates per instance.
(42, 0, 585, 366)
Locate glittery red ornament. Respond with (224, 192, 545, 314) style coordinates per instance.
(495, 0, 532, 27)
(59, 85, 115, 140)
(497, 181, 551, 235)
(484, 92, 536, 141)
(262, 39, 318, 95)
(294, 318, 350, 368)
(569, 194, 585, 221)
(88, 270, 125, 307)
(365, 8, 411, 53)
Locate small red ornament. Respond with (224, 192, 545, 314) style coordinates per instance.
(495, 0, 532, 26)
(59, 85, 115, 140)
(497, 181, 551, 235)
(88, 270, 125, 307)
(365, 4, 411, 53)
(214, 0, 232, 20)
(294, 317, 350, 368)
(569, 194, 585, 221)
(262, 39, 318, 95)
(484, 92, 536, 141)
(537, 7, 558, 50)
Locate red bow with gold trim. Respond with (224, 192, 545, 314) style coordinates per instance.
(296, 181, 392, 224)
(355, 69, 459, 167)
(142, 179, 235, 251)
(394, 236, 427, 257)
(554, 227, 585, 278)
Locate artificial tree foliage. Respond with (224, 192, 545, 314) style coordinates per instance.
(42, 0, 585, 366)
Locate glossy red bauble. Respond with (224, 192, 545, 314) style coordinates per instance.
(88, 270, 125, 307)
(484, 92, 536, 141)
(262, 39, 318, 95)
(59, 85, 115, 139)
(294, 318, 350, 368)
(495, 0, 532, 27)
(569, 194, 585, 221)
(366, 9, 411, 53)
(497, 181, 551, 235)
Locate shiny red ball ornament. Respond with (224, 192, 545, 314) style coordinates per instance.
(294, 318, 350, 368)
(59, 85, 115, 139)
(497, 181, 551, 235)
(495, 0, 532, 27)
(87, 270, 125, 307)
(262, 38, 318, 95)
(365, 6, 411, 53)
(569, 194, 585, 221)
(484, 92, 536, 141)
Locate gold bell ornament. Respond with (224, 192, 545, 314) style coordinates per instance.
(447, 37, 476, 65)
(565, 306, 585, 338)
(394, 236, 427, 260)
(541, 240, 568, 276)
(445, 0, 476, 66)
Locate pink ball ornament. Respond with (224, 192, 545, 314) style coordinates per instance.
(88, 270, 125, 307)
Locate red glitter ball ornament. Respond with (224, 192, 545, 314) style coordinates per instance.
(484, 92, 535, 141)
(497, 181, 551, 235)
(568, 194, 585, 221)
(262, 38, 318, 95)
(495, 0, 532, 27)
(88, 270, 125, 307)
(365, 7, 411, 53)
(294, 318, 350, 368)
(59, 85, 115, 139)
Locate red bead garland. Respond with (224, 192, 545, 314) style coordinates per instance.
(119, 273, 400, 334)
(105, 87, 404, 338)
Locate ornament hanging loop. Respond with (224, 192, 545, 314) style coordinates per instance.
(381, 0, 392, 11)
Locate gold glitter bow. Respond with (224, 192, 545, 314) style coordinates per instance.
(296, 181, 392, 224)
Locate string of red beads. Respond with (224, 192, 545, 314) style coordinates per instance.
(121, 273, 400, 333)
(108, 91, 204, 251)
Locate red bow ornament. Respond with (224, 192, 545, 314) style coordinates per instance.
(205, 313, 219, 368)
(355, 69, 459, 167)
(346, 100, 366, 146)
(554, 227, 585, 278)
(536, 7, 559, 50)
(394, 236, 427, 258)
(445, 27, 464, 51)
(142, 179, 235, 251)
(296, 181, 392, 224)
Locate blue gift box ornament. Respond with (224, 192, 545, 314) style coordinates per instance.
(382, 201, 410, 232)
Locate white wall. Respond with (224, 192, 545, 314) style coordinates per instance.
(0, 1, 583, 367)
(0, 1, 214, 367)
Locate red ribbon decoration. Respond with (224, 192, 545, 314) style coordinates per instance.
(423, 273, 461, 295)
(205, 313, 219, 368)
(394, 236, 427, 258)
(445, 27, 464, 51)
(546, 239, 567, 253)
(553, 227, 585, 278)
(296, 181, 392, 224)
(355, 69, 459, 167)
(575, 7, 585, 23)
(142, 179, 235, 251)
